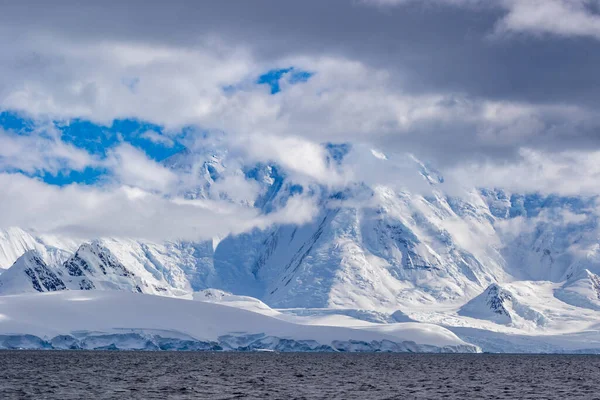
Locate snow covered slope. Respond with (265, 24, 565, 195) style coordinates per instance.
(0, 227, 77, 272)
(458, 283, 547, 327)
(458, 284, 514, 324)
(62, 243, 142, 293)
(0, 244, 184, 297)
(0, 291, 477, 352)
(0, 251, 66, 295)
(554, 270, 600, 311)
(1, 148, 597, 311)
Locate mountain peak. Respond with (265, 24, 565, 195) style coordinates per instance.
(0, 250, 66, 295)
(458, 283, 513, 324)
(61, 242, 141, 293)
(555, 269, 600, 310)
(65, 242, 133, 278)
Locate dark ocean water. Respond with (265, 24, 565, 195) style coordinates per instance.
(0, 352, 599, 399)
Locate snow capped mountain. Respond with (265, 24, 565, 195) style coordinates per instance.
(458, 283, 547, 328)
(0, 242, 182, 296)
(0, 250, 66, 295)
(0, 228, 42, 269)
(1, 144, 600, 352)
(0, 227, 77, 272)
(555, 269, 600, 311)
(62, 242, 143, 293)
(209, 180, 511, 309)
(458, 284, 513, 324)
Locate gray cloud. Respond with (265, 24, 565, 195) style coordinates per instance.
(0, 1, 599, 175)
(1, 0, 598, 106)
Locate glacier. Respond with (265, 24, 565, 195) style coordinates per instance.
(0, 291, 477, 353)
(1, 144, 600, 353)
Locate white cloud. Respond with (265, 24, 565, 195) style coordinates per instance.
(139, 130, 174, 147)
(447, 148, 600, 196)
(208, 174, 261, 205)
(0, 2, 599, 244)
(0, 127, 97, 174)
(0, 36, 258, 128)
(231, 133, 345, 187)
(364, 0, 600, 41)
(494, 208, 591, 247)
(497, 0, 600, 40)
(560, 209, 589, 224)
(0, 31, 589, 158)
(0, 173, 318, 242)
(0, 30, 597, 177)
(105, 143, 178, 193)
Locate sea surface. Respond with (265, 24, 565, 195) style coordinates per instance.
(0, 351, 599, 399)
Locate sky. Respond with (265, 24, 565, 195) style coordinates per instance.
(0, 0, 600, 241)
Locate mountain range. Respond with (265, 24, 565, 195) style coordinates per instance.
(1, 144, 599, 353)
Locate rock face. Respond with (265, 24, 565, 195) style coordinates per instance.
(0, 244, 145, 296)
(64, 242, 133, 278)
(591, 273, 600, 299)
(61, 242, 142, 294)
(486, 285, 513, 318)
(458, 284, 513, 324)
(0, 251, 66, 295)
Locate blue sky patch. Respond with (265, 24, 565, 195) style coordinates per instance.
(39, 167, 107, 186)
(59, 118, 185, 160)
(0, 111, 185, 186)
(222, 67, 314, 95)
(257, 67, 314, 94)
(0, 111, 36, 133)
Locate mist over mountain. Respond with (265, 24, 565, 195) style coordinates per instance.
(1, 0, 600, 353)
(1, 144, 600, 352)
